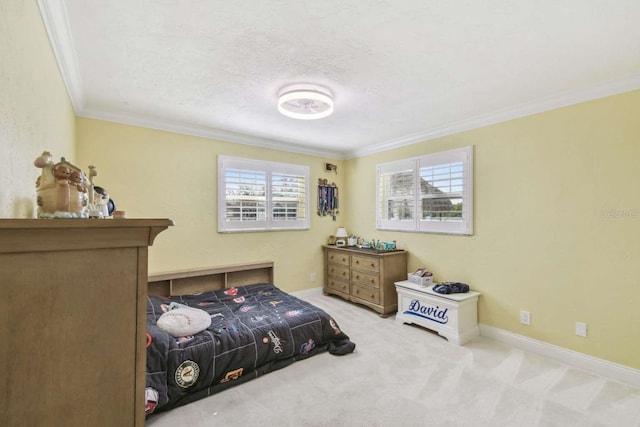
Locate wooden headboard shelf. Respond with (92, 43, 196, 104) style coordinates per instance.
(148, 261, 274, 296)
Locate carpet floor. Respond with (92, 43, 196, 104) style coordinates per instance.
(146, 288, 640, 427)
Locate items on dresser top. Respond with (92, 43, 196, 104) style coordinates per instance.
(323, 245, 407, 317)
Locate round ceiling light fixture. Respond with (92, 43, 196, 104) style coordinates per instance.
(278, 84, 334, 120)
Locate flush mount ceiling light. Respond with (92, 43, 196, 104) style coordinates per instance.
(278, 84, 334, 120)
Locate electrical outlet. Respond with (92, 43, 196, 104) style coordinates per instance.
(310, 272, 316, 282)
(575, 321, 588, 337)
(520, 310, 531, 325)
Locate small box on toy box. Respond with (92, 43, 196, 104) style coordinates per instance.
(407, 273, 432, 286)
(407, 268, 433, 286)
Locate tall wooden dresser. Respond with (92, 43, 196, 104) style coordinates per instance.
(0, 219, 172, 427)
(323, 245, 407, 317)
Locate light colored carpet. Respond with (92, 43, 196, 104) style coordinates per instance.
(146, 288, 640, 427)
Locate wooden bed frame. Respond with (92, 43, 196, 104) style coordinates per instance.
(148, 261, 274, 296)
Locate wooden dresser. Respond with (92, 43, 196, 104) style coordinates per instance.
(0, 219, 172, 427)
(323, 245, 407, 317)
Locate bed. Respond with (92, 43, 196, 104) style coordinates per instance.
(145, 262, 355, 416)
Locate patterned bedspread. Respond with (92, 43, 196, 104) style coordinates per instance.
(145, 283, 355, 415)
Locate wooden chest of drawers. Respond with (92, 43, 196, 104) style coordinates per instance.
(0, 219, 172, 427)
(323, 245, 407, 317)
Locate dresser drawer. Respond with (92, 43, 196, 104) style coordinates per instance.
(351, 283, 380, 304)
(327, 265, 349, 281)
(351, 255, 379, 272)
(327, 250, 350, 266)
(327, 277, 349, 294)
(351, 270, 379, 288)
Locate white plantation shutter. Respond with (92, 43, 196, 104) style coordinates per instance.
(377, 159, 417, 231)
(377, 146, 473, 235)
(219, 156, 309, 232)
(225, 168, 267, 225)
(271, 172, 307, 221)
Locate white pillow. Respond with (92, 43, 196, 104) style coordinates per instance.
(157, 305, 212, 337)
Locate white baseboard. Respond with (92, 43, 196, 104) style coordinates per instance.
(290, 286, 324, 299)
(480, 323, 640, 389)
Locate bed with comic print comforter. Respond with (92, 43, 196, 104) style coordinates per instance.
(145, 283, 355, 416)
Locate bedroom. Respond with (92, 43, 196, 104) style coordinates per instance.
(2, 1, 639, 425)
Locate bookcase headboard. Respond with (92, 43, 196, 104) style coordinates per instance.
(148, 261, 274, 296)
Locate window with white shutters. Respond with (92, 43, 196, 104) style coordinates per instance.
(219, 156, 309, 232)
(377, 146, 473, 235)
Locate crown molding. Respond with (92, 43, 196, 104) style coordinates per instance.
(37, 0, 84, 112)
(75, 75, 640, 161)
(80, 77, 640, 162)
(348, 74, 640, 159)
(79, 108, 346, 160)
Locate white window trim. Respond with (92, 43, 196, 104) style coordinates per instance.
(376, 146, 473, 235)
(218, 155, 310, 232)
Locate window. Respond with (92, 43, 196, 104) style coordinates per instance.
(377, 146, 473, 235)
(218, 156, 310, 232)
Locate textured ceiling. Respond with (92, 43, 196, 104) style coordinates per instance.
(39, 0, 640, 159)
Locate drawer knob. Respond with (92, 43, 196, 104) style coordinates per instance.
(370, 279, 375, 283)
(370, 263, 375, 268)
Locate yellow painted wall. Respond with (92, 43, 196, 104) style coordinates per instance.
(76, 118, 345, 291)
(344, 90, 640, 368)
(0, 1, 75, 218)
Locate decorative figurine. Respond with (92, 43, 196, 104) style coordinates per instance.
(35, 152, 89, 218)
(34, 152, 113, 219)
